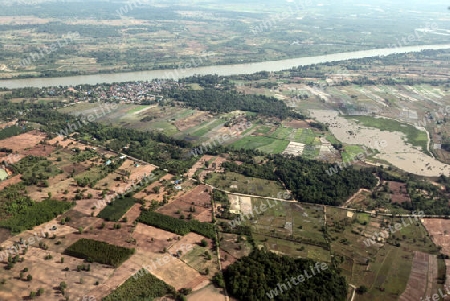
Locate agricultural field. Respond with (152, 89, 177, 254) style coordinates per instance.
(156, 185, 213, 223)
(325, 206, 440, 301)
(205, 172, 287, 198)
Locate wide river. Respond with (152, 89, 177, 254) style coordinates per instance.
(1, 44, 450, 89)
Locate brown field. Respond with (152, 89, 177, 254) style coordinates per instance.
(61, 217, 138, 250)
(0, 246, 115, 301)
(0, 120, 18, 129)
(132, 223, 179, 253)
(445, 260, 450, 301)
(26, 172, 103, 203)
(60, 162, 88, 176)
(0, 16, 50, 25)
(399, 251, 437, 301)
(94, 159, 156, 193)
(219, 248, 238, 269)
(342, 189, 370, 208)
(187, 155, 227, 181)
(134, 173, 174, 203)
(175, 111, 211, 131)
(47, 136, 90, 151)
(388, 181, 411, 203)
(423, 219, 450, 256)
(187, 284, 227, 301)
(0, 174, 21, 191)
(22, 144, 56, 157)
(71, 196, 108, 217)
(156, 185, 213, 222)
(0, 130, 45, 152)
(131, 224, 210, 290)
(219, 233, 252, 260)
(283, 119, 311, 129)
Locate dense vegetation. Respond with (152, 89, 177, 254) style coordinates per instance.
(65, 238, 135, 267)
(0, 190, 73, 234)
(223, 249, 347, 301)
(97, 197, 138, 222)
(167, 88, 303, 120)
(138, 211, 216, 239)
(103, 270, 176, 301)
(11, 156, 60, 186)
(0, 125, 29, 140)
(223, 154, 377, 206)
(0, 101, 195, 175)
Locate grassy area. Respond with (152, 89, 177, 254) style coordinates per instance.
(230, 136, 289, 154)
(341, 145, 368, 162)
(205, 172, 286, 197)
(190, 119, 225, 137)
(326, 206, 440, 301)
(346, 115, 429, 154)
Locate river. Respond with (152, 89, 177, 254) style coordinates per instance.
(1, 44, 450, 89)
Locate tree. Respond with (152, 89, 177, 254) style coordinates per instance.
(37, 288, 44, 296)
(200, 239, 208, 247)
(27, 275, 32, 281)
(357, 285, 368, 294)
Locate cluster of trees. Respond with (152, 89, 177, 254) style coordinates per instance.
(0, 197, 73, 234)
(0, 101, 195, 175)
(64, 238, 135, 268)
(0, 125, 29, 140)
(11, 156, 58, 186)
(212, 189, 229, 203)
(223, 249, 347, 301)
(166, 88, 304, 120)
(97, 197, 138, 222)
(223, 154, 377, 206)
(103, 271, 190, 301)
(138, 211, 216, 239)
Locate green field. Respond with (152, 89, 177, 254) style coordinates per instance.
(205, 172, 286, 197)
(326, 206, 440, 301)
(230, 136, 289, 154)
(341, 145, 368, 162)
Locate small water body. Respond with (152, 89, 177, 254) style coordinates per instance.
(1, 44, 450, 89)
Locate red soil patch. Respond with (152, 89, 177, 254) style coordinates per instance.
(22, 144, 55, 157)
(423, 219, 450, 256)
(61, 162, 88, 175)
(156, 185, 213, 222)
(388, 181, 411, 203)
(0, 174, 21, 190)
(175, 111, 211, 131)
(219, 249, 238, 269)
(399, 251, 437, 301)
(186, 155, 226, 180)
(0, 130, 46, 152)
(283, 119, 310, 129)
